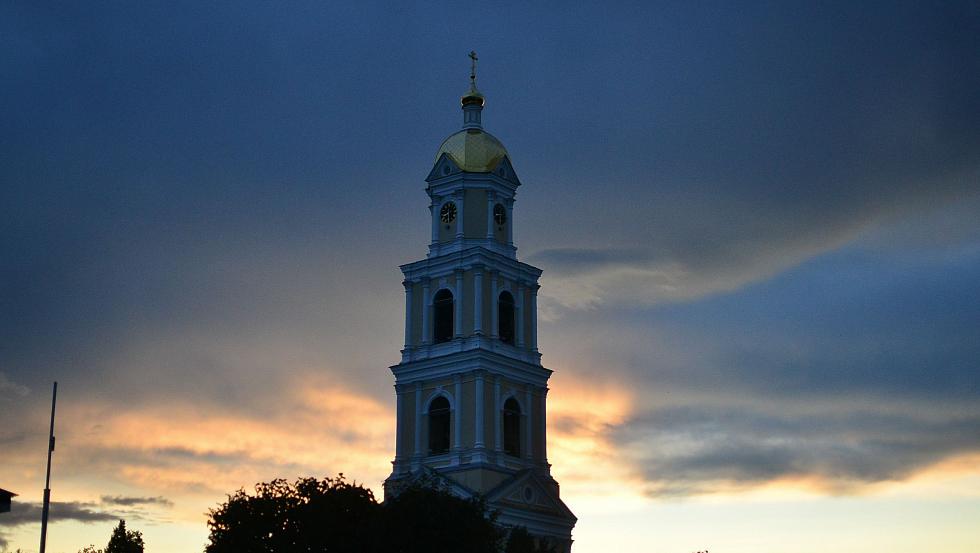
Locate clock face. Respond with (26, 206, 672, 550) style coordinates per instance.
(440, 202, 457, 224)
(493, 204, 506, 226)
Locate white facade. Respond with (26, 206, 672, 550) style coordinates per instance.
(384, 75, 576, 551)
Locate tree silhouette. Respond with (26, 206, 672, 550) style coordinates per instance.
(205, 475, 503, 553)
(381, 483, 500, 553)
(206, 475, 379, 553)
(81, 520, 144, 553)
(505, 526, 557, 553)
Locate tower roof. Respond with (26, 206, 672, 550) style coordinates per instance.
(434, 51, 508, 173)
(434, 129, 508, 172)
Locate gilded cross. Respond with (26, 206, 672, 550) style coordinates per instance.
(469, 51, 478, 84)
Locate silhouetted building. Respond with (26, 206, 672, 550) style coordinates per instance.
(384, 56, 577, 552)
(0, 488, 16, 513)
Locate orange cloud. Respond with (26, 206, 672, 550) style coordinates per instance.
(547, 377, 644, 500)
(0, 374, 397, 528)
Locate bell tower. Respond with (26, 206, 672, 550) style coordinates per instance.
(384, 54, 576, 551)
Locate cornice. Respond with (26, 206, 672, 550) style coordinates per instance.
(401, 246, 542, 282)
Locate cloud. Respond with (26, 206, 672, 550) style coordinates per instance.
(531, 164, 980, 313)
(610, 405, 980, 497)
(0, 373, 29, 399)
(0, 501, 117, 527)
(0, 375, 395, 513)
(546, 367, 980, 500)
(99, 496, 173, 508)
(536, 237, 980, 497)
(544, 379, 644, 500)
(522, 5, 980, 313)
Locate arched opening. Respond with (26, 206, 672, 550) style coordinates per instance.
(498, 291, 515, 344)
(493, 203, 507, 227)
(433, 289, 454, 343)
(428, 396, 451, 455)
(503, 397, 521, 457)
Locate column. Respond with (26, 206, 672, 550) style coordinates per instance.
(403, 281, 413, 347)
(473, 267, 483, 335)
(474, 372, 485, 449)
(506, 201, 514, 246)
(454, 270, 464, 338)
(453, 374, 462, 452)
(525, 387, 533, 460)
(516, 283, 525, 348)
(530, 283, 539, 351)
(421, 279, 431, 344)
(454, 194, 463, 239)
(413, 382, 422, 459)
(493, 376, 502, 452)
(541, 386, 549, 464)
(394, 385, 404, 463)
(490, 271, 499, 339)
(486, 192, 495, 239)
(430, 203, 439, 244)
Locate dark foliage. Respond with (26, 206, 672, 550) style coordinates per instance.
(381, 483, 500, 553)
(104, 520, 144, 553)
(505, 526, 557, 553)
(206, 475, 502, 553)
(206, 475, 379, 553)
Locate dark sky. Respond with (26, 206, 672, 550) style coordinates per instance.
(2, 2, 979, 551)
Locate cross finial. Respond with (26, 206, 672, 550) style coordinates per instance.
(469, 51, 478, 86)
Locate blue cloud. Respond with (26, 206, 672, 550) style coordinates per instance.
(1, 1, 978, 499)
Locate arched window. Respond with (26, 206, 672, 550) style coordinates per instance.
(428, 396, 451, 455)
(498, 291, 515, 344)
(433, 289, 454, 343)
(503, 397, 521, 457)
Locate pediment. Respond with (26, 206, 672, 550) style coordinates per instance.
(426, 153, 463, 182)
(486, 469, 576, 522)
(425, 152, 522, 186)
(491, 156, 522, 186)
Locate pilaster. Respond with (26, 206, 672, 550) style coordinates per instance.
(430, 203, 438, 245)
(486, 190, 495, 239)
(530, 284, 539, 351)
(454, 191, 464, 240)
(540, 386, 549, 467)
(506, 199, 514, 246)
(412, 382, 422, 469)
(453, 374, 463, 460)
(454, 270, 464, 338)
(421, 279, 431, 345)
(394, 384, 405, 463)
(403, 280, 413, 348)
(474, 370, 486, 462)
(490, 270, 499, 339)
(525, 387, 533, 461)
(493, 376, 502, 454)
(516, 283, 526, 348)
(473, 266, 484, 335)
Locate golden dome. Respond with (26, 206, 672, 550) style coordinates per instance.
(435, 128, 508, 172)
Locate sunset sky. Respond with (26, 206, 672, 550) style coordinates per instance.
(2, 2, 980, 552)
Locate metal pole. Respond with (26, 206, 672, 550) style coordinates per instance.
(39, 381, 57, 553)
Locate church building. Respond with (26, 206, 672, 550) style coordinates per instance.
(384, 54, 577, 551)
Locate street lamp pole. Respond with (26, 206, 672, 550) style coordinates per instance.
(39, 381, 57, 553)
